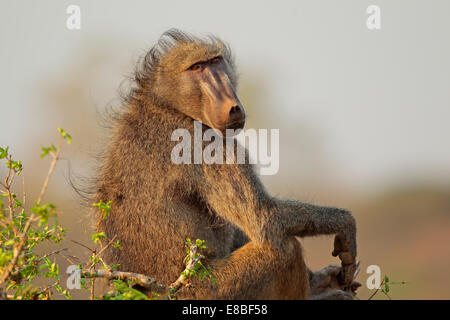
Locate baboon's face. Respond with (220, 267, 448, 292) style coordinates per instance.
(166, 55, 245, 136)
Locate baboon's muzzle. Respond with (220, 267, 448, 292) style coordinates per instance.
(201, 68, 245, 135)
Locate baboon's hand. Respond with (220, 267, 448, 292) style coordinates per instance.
(309, 264, 360, 299)
(331, 219, 357, 285)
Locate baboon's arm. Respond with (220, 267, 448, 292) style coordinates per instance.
(197, 164, 356, 267)
(271, 201, 357, 285)
(273, 199, 356, 258)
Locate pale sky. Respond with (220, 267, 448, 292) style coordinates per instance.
(1, 0, 449, 195)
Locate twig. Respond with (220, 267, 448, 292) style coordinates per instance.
(169, 244, 204, 293)
(96, 235, 117, 258)
(70, 239, 109, 270)
(0, 140, 62, 286)
(90, 277, 95, 300)
(20, 173, 26, 215)
(81, 270, 166, 294)
(3, 156, 15, 221)
(59, 253, 79, 265)
(76, 242, 206, 298)
(367, 278, 385, 300)
(37, 248, 68, 262)
(71, 237, 117, 300)
(36, 141, 61, 205)
(70, 239, 94, 253)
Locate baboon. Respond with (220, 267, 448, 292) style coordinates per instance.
(92, 29, 358, 299)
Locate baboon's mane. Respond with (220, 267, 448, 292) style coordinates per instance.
(126, 29, 236, 105)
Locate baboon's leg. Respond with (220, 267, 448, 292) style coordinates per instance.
(177, 238, 309, 300)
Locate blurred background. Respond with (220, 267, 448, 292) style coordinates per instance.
(1, 0, 449, 299)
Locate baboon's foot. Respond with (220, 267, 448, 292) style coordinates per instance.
(309, 264, 360, 300)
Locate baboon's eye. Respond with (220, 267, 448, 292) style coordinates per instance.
(188, 62, 203, 71)
(211, 56, 222, 64)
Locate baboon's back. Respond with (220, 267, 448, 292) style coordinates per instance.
(94, 105, 237, 284)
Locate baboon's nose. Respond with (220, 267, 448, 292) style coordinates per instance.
(229, 105, 244, 122)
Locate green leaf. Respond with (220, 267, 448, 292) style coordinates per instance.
(57, 127, 72, 144)
(113, 240, 122, 250)
(7, 160, 23, 174)
(91, 232, 106, 244)
(93, 200, 112, 219)
(0, 146, 9, 159)
(32, 202, 56, 225)
(40, 144, 57, 158)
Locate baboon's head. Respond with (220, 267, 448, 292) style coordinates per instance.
(136, 29, 245, 136)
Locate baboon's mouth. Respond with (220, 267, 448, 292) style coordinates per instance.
(212, 120, 245, 138)
(225, 119, 245, 130)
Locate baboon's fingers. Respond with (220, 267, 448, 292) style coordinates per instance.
(338, 262, 356, 286)
(339, 251, 354, 265)
(350, 281, 362, 293)
(332, 234, 351, 257)
(332, 234, 342, 256)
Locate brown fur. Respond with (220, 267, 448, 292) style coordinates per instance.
(92, 29, 357, 299)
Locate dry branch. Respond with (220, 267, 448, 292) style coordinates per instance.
(81, 269, 166, 294)
(78, 242, 205, 298)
